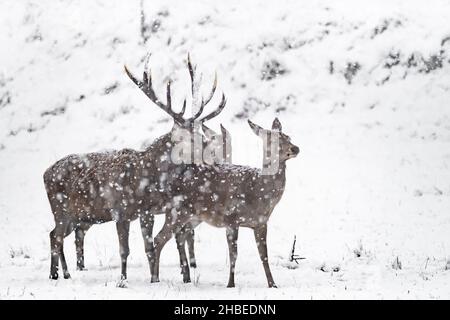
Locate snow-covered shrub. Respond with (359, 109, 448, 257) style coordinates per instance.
(0, 91, 11, 109)
(343, 62, 361, 84)
(234, 97, 270, 120)
(445, 259, 450, 271)
(392, 256, 402, 270)
(261, 59, 286, 81)
(353, 241, 371, 259)
(318, 262, 341, 273)
(370, 18, 402, 39)
(9, 247, 30, 259)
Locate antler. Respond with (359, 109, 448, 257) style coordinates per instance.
(185, 53, 226, 123)
(124, 53, 226, 125)
(124, 65, 187, 125)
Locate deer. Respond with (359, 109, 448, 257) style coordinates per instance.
(148, 117, 299, 288)
(43, 54, 228, 283)
(69, 123, 232, 278)
(172, 122, 232, 275)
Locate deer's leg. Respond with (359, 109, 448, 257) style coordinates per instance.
(151, 222, 173, 283)
(151, 216, 184, 283)
(254, 224, 276, 288)
(175, 220, 201, 283)
(75, 224, 91, 271)
(59, 243, 70, 279)
(116, 221, 130, 280)
(59, 222, 74, 279)
(49, 220, 68, 280)
(49, 228, 59, 280)
(185, 223, 198, 268)
(175, 228, 191, 283)
(185, 220, 203, 268)
(139, 212, 155, 278)
(226, 226, 239, 288)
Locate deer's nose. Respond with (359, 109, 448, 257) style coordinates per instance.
(291, 146, 299, 155)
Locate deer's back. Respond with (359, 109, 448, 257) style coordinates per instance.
(43, 148, 148, 222)
(177, 164, 285, 228)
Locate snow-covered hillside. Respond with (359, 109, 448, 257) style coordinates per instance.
(1, 0, 450, 299)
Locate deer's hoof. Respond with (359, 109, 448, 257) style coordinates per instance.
(63, 273, 71, 279)
(226, 283, 235, 288)
(190, 262, 197, 268)
(49, 273, 58, 280)
(150, 277, 160, 283)
(269, 283, 278, 288)
(116, 279, 128, 288)
(183, 278, 191, 284)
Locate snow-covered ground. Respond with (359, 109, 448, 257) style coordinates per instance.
(1, 0, 450, 299)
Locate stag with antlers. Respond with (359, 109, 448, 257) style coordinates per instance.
(44, 55, 229, 283)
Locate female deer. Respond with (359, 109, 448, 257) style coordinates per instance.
(149, 118, 299, 287)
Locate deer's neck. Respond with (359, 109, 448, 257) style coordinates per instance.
(271, 161, 286, 189)
(262, 145, 286, 177)
(261, 151, 287, 200)
(276, 161, 286, 177)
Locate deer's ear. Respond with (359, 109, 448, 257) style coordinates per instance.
(202, 124, 217, 139)
(248, 120, 265, 136)
(272, 117, 282, 132)
(220, 124, 231, 140)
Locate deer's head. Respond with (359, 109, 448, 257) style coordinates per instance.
(248, 118, 299, 165)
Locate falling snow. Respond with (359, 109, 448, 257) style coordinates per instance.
(1, 0, 450, 299)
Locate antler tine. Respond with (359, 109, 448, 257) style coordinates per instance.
(166, 81, 172, 108)
(188, 97, 205, 121)
(143, 70, 149, 88)
(178, 99, 187, 117)
(201, 71, 217, 107)
(199, 93, 227, 123)
(191, 71, 218, 122)
(125, 65, 160, 107)
(124, 65, 142, 88)
(187, 53, 196, 96)
(161, 80, 189, 123)
(186, 55, 219, 122)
